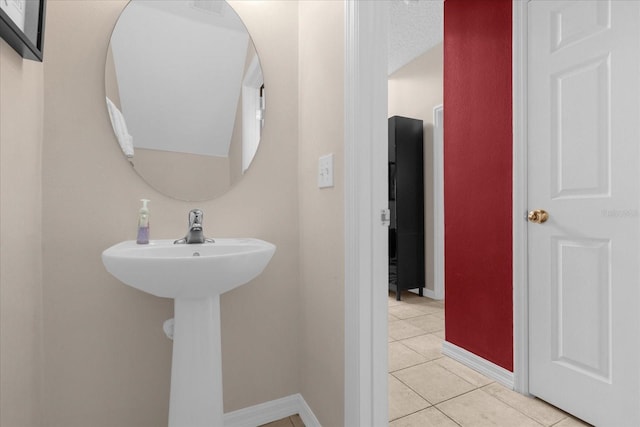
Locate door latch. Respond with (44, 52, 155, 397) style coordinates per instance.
(381, 208, 391, 227)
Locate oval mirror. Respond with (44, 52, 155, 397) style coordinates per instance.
(105, 0, 265, 201)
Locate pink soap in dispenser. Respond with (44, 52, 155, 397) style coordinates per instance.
(136, 199, 150, 244)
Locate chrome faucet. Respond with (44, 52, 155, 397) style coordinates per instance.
(174, 209, 215, 244)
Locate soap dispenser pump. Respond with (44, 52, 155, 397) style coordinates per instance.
(136, 199, 150, 244)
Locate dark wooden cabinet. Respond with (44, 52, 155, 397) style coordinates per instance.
(388, 116, 425, 300)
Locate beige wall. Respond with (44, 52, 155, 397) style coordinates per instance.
(42, 1, 299, 425)
(0, 40, 44, 426)
(388, 43, 443, 294)
(298, 2, 345, 426)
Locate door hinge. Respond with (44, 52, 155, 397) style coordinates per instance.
(381, 208, 391, 227)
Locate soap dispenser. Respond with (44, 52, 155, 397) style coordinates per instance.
(136, 199, 150, 244)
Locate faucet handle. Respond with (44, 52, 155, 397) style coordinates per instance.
(189, 209, 204, 227)
(174, 208, 214, 244)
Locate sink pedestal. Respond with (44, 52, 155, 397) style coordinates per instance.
(101, 238, 276, 426)
(168, 296, 223, 427)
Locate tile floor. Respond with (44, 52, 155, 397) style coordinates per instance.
(263, 292, 592, 427)
(388, 290, 591, 427)
(260, 414, 304, 427)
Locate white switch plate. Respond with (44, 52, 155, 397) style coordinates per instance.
(318, 153, 334, 188)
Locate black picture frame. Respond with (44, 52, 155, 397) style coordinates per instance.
(0, 0, 46, 61)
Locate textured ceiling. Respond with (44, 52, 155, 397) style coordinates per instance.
(388, 0, 444, 75)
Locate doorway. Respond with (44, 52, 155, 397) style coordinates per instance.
(388, 44, 444, 302)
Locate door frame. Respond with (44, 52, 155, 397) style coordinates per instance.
(433, 104, 445, 301)
(512, 0, 529, 395)
(344, 1, 389, 426)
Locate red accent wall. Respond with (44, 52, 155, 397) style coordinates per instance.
(443, 0, 513, 371)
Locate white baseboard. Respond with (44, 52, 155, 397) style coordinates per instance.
(442, 341, 514, 389)
(422, 288, 443, 300)
(224, 393, 321, 427)
(408, 288, 443, 301)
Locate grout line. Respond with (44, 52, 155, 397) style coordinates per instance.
(406, 357, 478, 391)
(478, 383, 571, 427)
(437, 388, 546, 427)
(433, 358, 496, 389)
(432, 387, 480, 407)
(388, 295, 459, 424)
(388, 295, 567, 427)
(389, 353, 445, 374)
(391, 358, 492, 409)
(549, 417, 569, 427)
(394, 329, 445, 344)
(432, 406, 463, 427)
(389, 406, 435, 424)
(432, 388, 541, 426)
(389, 371, 436, 407)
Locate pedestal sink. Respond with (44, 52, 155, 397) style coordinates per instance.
(102, 238, 276, 427)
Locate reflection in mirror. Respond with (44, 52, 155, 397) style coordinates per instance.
(105, 0, 265, 201)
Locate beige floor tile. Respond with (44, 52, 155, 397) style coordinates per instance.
(437, 389, 541, 427)
(417, 301, 444, 310)
(404, 314, 445, 333)
(389, 296, 403, 307)
(482, 383, 567, 426)
(389, 304, 429, 319)
(404, 296, 443, 308)
(413, 299, 444, 309)
(389, 341, 428, 372)
(400, 334, 444, 361)
(554, 416, 593, 426)
(389, 319, 428, 340)
(433, 357, 493, 388)
(396, 291, 425, 301)
(430, 310, 445, 320)
(389, 312, 400, 322)
(405, 298, 444, 314)
(411, 304, 444, 316)
(432, 329, 445, 340)
(394, 362, 476, 404)
(390, 407, 458, 427)
(402, 296, 443, 309)
(389, 374, 431, 421)
(290, 414, 305, 427)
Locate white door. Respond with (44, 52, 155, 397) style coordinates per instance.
(528, 1, 640, 426)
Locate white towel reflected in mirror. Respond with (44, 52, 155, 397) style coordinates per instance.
(106, 97, 134, 158)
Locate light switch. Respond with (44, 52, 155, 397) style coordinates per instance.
(318, 153, 334, 188)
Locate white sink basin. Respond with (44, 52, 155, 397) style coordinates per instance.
(101, 238, 276, 298)
(101, 237, 276, 427)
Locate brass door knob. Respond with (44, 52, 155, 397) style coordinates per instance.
(528, 209, 549, 224)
